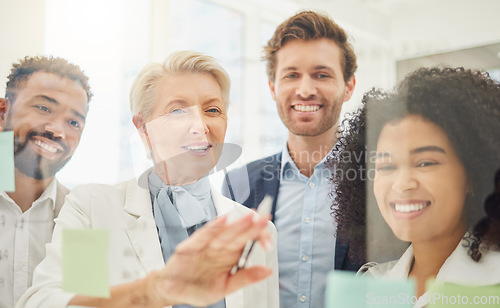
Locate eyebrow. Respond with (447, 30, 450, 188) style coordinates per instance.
(281, 67, 298, 72)
(281, 65, 334, 72)
(202, 97, 223, 105)
(37, 95, 86, 122)
(410, 146, 446, 155)
(375, 146, 446, 159)
(38, 94, 58, 104)
(167, 99, 189, 106)
(313, 65, 333, 71)
(167, 98, 222, 107)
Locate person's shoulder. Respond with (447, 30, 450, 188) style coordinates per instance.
(55, 180, 70, 196)
(61, 179, 141, 218)
(230, 152, 281, 176)
(222, 153, 282, 201)
(67, 178, 137, 204)
(249, 152, 282, 167)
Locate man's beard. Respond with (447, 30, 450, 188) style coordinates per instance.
(277, 93, 344, 137)
(13, 130, 71, 180)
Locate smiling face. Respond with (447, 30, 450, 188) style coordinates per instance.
(373, 115, 468, 243)
(269, 38, 355, 137)
(140, 72, 227, 185)
(0, 72, 88, 180)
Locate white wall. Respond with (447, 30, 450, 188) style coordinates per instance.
(391, 0, 500, 60)
(0, 0, 46, 91)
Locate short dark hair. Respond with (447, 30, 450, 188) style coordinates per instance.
(5, 56, 92, 103)
(264, 10, 357, 83)
(329, 67, 500, 262)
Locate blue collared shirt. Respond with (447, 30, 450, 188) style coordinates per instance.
(274, 145, 336, 308)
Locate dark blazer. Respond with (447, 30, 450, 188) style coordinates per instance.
(222, 152, 362, 271)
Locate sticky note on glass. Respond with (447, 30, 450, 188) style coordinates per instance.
(326, 270, 416, 307)
(427, 280, 500, 307)
(0, 131, 15, 191)
(62, 229, 110, 298)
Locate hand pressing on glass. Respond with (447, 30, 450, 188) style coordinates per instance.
(69, 213, 272, 308)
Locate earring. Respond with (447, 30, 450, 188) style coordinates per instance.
(147, 149, 152, 160)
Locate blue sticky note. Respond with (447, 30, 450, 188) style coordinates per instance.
(62, 229, 110, 298)
(0, 131, 15, 191)
(326, 270, 416, 307)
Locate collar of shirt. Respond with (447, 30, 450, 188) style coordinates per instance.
(148, 172, 211, 199)
(0, 178, 58, 212)
(378, 232, 500, 308)
(280, 143, 331, 181)
(148, 171, 216, 222)
(380, 232, 500, 285)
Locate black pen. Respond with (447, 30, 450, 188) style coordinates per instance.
(231, 195, 273, 273)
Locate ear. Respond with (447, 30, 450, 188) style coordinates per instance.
(0, 98, 9, 131)
(342, 75, 356, 103)
(133, 113, 152, 150)
(132, 114, 147, 136)
(268, 80, 277, 101)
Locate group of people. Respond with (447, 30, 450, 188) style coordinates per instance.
(1, 9, 498, 308)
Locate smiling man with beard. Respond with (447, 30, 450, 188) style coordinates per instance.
(0, 56, 91, 307)
(222, 11, 362, 308)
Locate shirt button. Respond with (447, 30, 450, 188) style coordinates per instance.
(308, 182, 315, 188)
(299, 295, 307, 302)
(304, 217, 311, 223)
(302, 255, 309, 261)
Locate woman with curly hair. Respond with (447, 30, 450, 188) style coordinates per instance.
(329, 67, 500, 306)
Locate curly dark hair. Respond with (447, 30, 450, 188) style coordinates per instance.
(5, 55, 92, 104)
(263, 10, 357, 83)
(328, 67, 500, 263)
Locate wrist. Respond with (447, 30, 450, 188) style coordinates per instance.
(143, 269, 177, 307)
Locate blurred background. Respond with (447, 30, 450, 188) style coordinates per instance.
(1, 0, 500, 189)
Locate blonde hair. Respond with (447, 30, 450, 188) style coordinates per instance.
(130, 50, 230, 120)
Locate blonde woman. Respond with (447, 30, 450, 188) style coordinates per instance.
(19, 51, 279, 308)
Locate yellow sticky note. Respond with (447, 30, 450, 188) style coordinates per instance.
(0, 131, 15, 191)
(427, 280, 500, 307)
(62, 229, 110, 298)
(326, 271, 416, 307)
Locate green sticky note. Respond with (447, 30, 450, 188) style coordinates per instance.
(427, 280, 500, 307)
(0, 131, 15, 191)
(326, 271, 416, 307)
(62, 229, 110, 298)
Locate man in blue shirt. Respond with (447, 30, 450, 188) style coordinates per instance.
(223, 11, 363, 308)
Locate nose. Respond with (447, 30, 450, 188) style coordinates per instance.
(391, 168, 418, 193)
(44, 118, 66, 139)
(295, 76, 317, 99)
(189, 112, 209, 135)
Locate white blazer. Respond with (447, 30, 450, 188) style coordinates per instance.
(17, 172, 279, 308)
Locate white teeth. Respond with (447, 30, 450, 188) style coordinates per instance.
(293, 105, 320, 112)
(185, 145, 209, 151)
(34, 140, 58, 153)
(394, 203, 428, 213)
